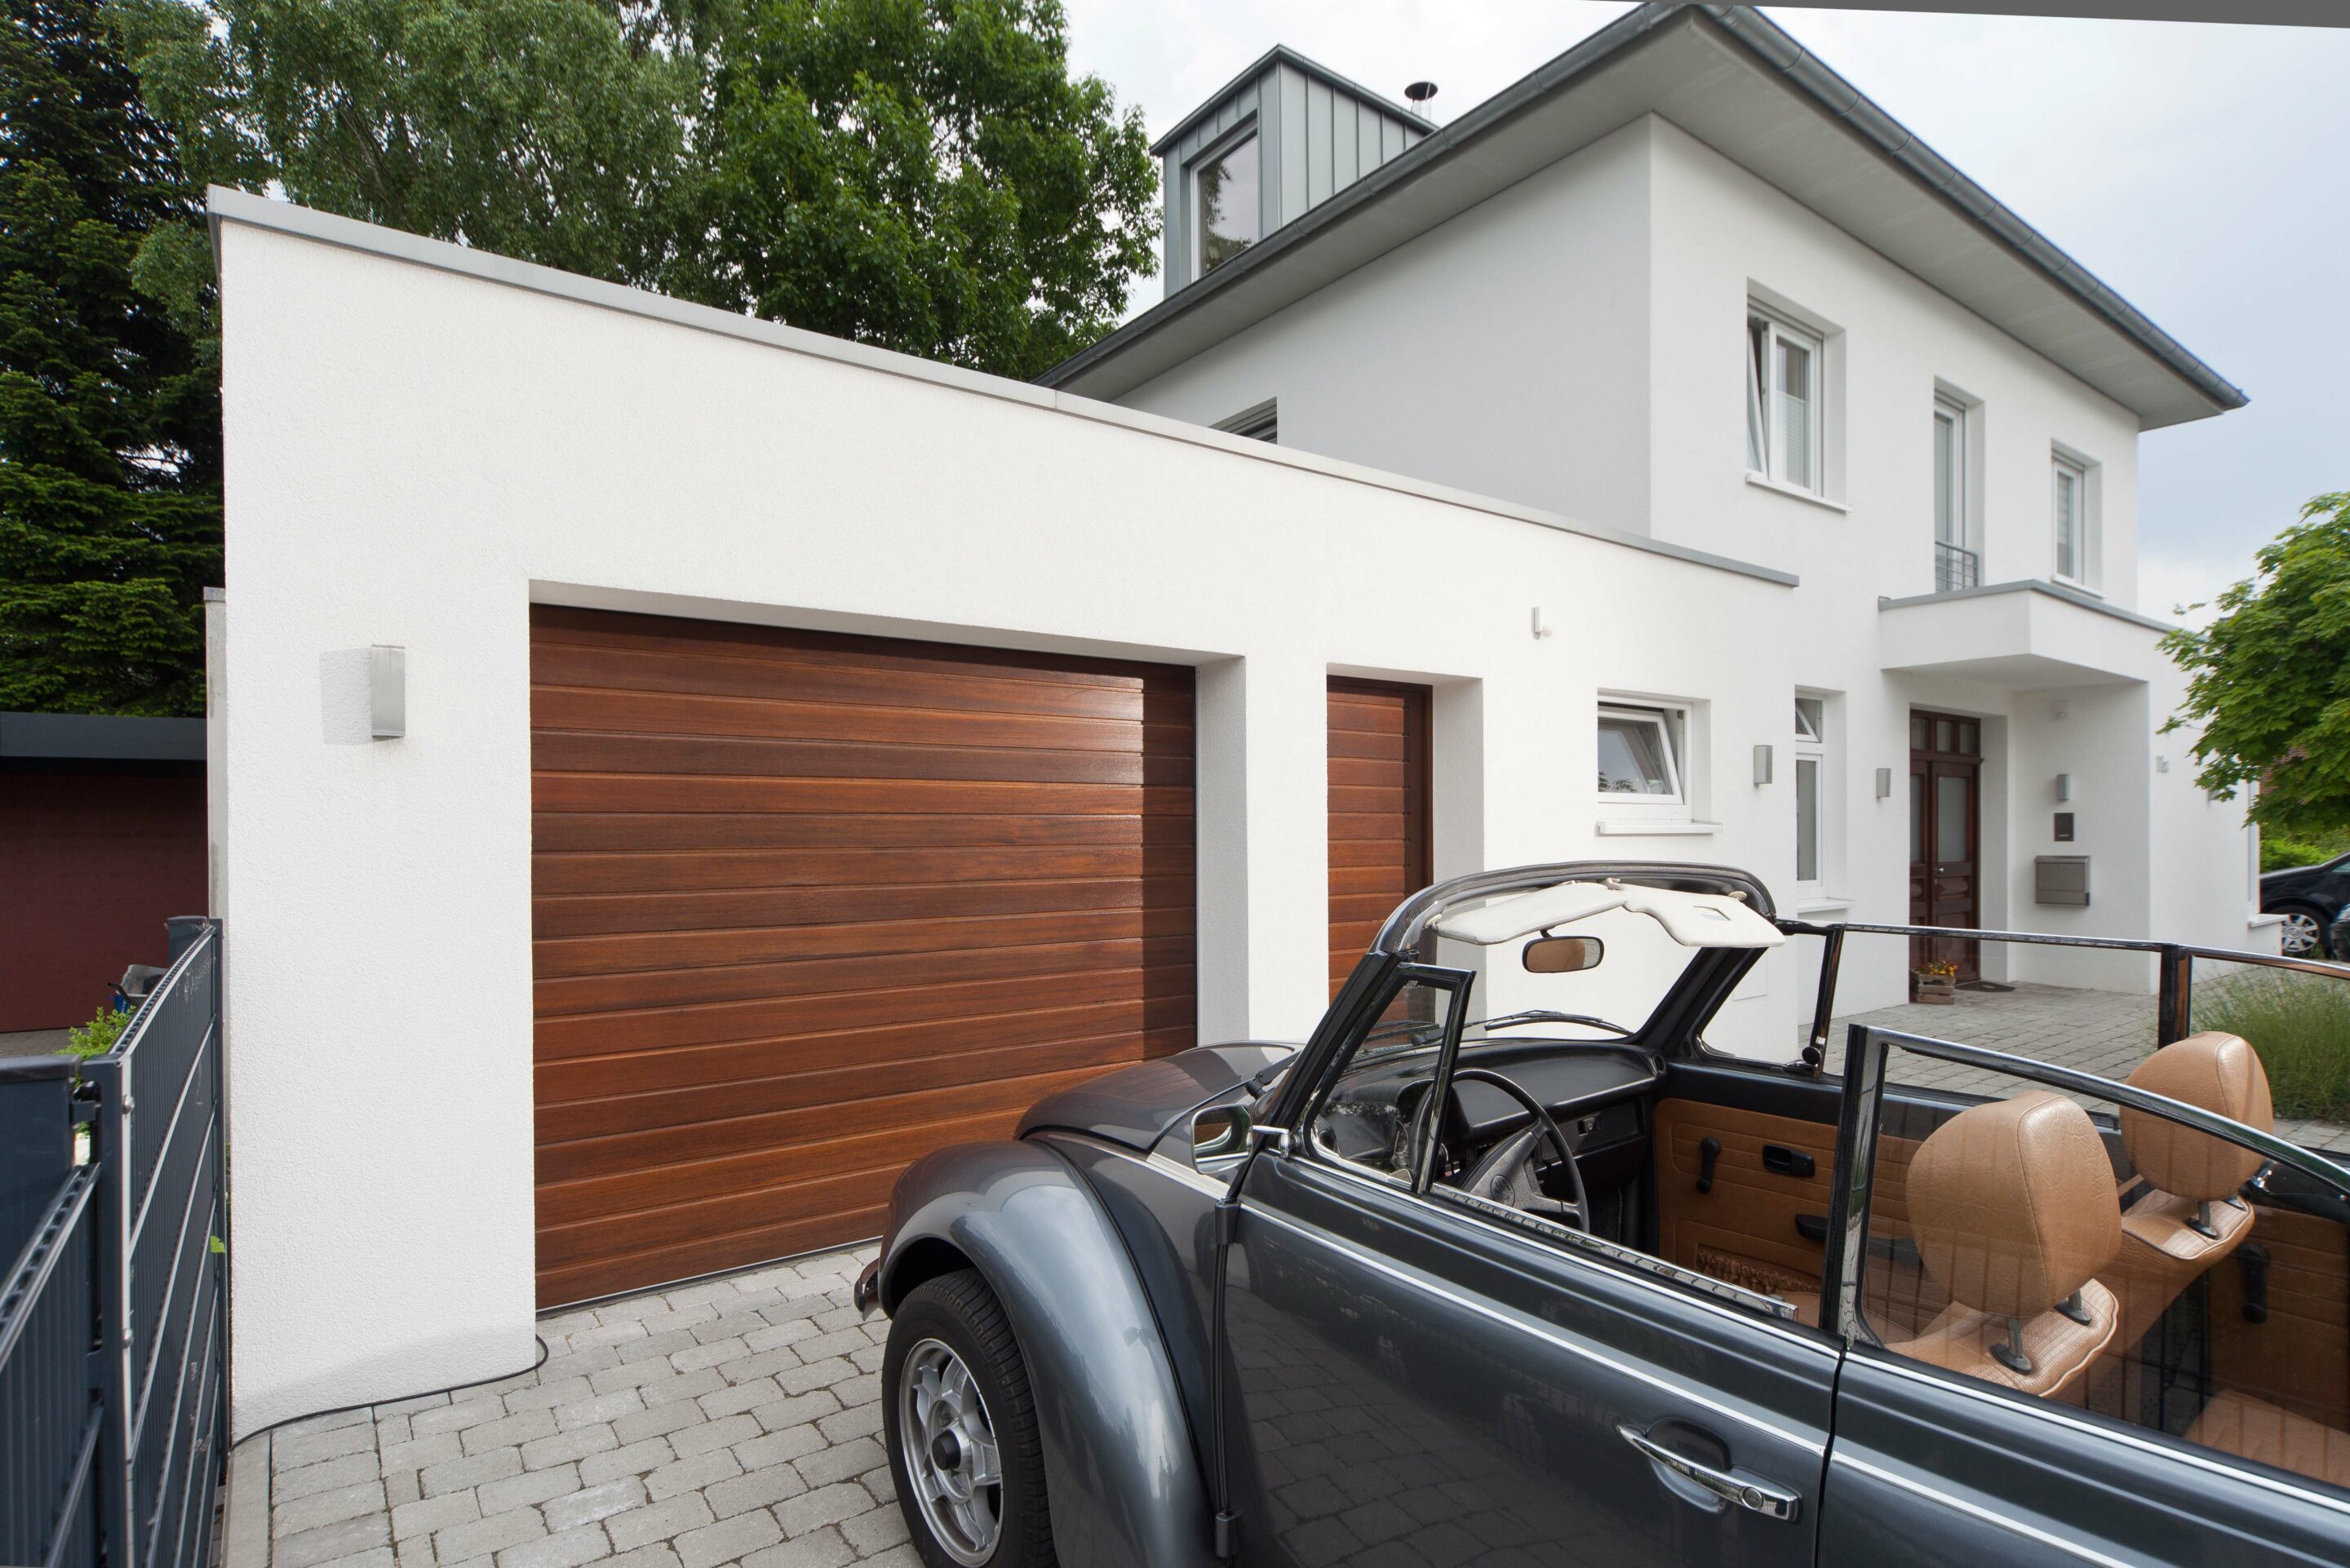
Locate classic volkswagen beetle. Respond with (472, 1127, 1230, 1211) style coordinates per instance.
(856, 862, 2350, 1568)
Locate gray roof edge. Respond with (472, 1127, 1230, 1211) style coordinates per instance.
(1053, 3, 2244, 419)
(1150, 43, 1438, 157)
(1876, 578, 2175, 633)
(1, 711, 205, 760)
(206, 187, 1798, 591)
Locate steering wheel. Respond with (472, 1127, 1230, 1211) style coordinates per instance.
(1400, 1068, 1589, 1230)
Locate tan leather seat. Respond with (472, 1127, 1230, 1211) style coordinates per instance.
(1882, 1092, 2122, 1400)
(2185, 1392, 2350, 1488)
(2087, 1033, 2272, 1418)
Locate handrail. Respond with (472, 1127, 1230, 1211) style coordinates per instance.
(1790, 917, 2350, 981)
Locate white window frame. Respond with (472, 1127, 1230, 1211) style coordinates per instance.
(1794, 698, 1826, 897)
(2052, 449, 2093, 588)
(1932, 388, 1981, 592)
(1191, 127, 1260, 280)
(1597, 702, 1691, 822)
(1746, 307, 1825, 496)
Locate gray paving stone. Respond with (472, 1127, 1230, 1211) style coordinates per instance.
(704, 1460, 806, 1518)
(421, 1448, 525, 1498)
(379, 1432, 464, 1478)
(276, 1481, 391, 1539)
(839, 1505, 908, 1556)
(378, 1392, 454, 1417)
(579, 1438, 678, 1486)
(502, 1376, 593, 1415)
(277, 1424, 379, 1471)
(616, 1331, 702, 1366)
(463, 1408, 561, 1456)
(543, 1477, 648, 1534)
(436, 1505, 547, 1564)
(385, 1468, 423, 1509)
(667, 1414, 760, 1461)
(742, 1321, 818, 1355)
(791, 1440, 881, 1491)
(697, 1377, 780, 1420)
(523, 1425, 620, 1472)
(391, 1489, 480, 1543)
(281, 1407, 379, 1441)
(278, 1513, 392, 1568)
(773, 1485, 872, 1540)
(774, 1361, 854, 1397)
(276, 1452, 383, 1504)
(667, 1337, 748, 1375)
(601, 1547, 681, 1568)
(740, 1529, 853, 1568)
(605, 1493, 716, 1553)
(613, 1400, 705, 1447)
(315, 1548, 397, 1568)
(731, 1425, 825, 1473)
(678, 1510, 783, 1568)
(411, 1399, 508, 1439)
(495, 1525, 614, 1568)
(638, 1370, 726, 1410)
(751, 1393, 837, 1435)
(478, 1462, 581, 1516)
(642, 1450, 741, 1504)
(812, 1406, 879, 1446)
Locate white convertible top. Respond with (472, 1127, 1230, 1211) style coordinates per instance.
(1431, 879, 1785, 950)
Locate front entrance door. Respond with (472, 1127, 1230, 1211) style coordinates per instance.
(1908, 711, 1980, 982)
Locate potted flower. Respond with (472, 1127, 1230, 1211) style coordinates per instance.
(1913, 959, 1958, 1005)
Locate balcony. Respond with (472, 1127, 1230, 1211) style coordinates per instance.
(1935, 539, 1981, 593)
(1878, 579, 2170, 690)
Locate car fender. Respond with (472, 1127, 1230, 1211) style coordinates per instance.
(876, 1140, 1214, 1568)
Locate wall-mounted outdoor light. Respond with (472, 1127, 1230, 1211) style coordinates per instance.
(2055, 773, 2072, 803)
(370, 645, 406, 739)
(1753, 744, 1773, 786)
(1875, 767, 1893, 800)
(1531, 606, 1553, 640)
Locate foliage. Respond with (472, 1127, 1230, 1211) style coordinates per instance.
(119, 0, 1159, 379)
(2193, 968, 2350, 1124)
(0, 0, 222, 715)
(2262, 826, 2350, 875)
(1916, 959, 1957, 979)
(65, 1000, 131, 1058)
(2163, 492, 2350, 837)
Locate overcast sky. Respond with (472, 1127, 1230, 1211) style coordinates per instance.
(1060, 2, 2350, 622)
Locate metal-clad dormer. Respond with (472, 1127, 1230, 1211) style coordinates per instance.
(1155, 47, 1435, 295)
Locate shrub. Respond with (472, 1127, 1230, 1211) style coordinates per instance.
(64, 1004, 131, 1061)
(2193, 969, 2350, 1123)
(2262, 828, 2350, 873)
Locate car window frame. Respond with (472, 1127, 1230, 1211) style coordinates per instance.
(1295, 961, 1475, 1193)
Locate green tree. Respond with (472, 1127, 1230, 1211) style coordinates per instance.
(2164, 491, 2350, 836)
(0, 0, 221, 715)
(685, 0, 1158, 379)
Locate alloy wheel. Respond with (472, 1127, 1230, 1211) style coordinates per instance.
(2281, 910, 2321, 957)
(899, 1337, 1004, 1566)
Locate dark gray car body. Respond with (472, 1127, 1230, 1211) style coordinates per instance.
(866, 862, 2350, 1566)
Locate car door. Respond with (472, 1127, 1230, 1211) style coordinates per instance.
(1220, 963, 1836, 1568)
(1820, 1028, 2350, 1565)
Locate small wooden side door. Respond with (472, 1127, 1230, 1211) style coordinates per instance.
(1907, 712, 1981, 982)
(1326, 678, 1433, 995)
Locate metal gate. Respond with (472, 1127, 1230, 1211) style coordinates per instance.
(1, 918, 226, 1568)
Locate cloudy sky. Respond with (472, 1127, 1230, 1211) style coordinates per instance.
(1059, 2, 2349, 622)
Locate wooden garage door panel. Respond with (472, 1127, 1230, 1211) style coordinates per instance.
(532, 607, 1195, 1306)
(1326, 680, 1431, 994)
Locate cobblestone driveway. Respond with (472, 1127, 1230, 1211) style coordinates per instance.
(233, 1244, 911, 1568)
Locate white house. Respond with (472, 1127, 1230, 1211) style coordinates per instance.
(206, 2, 2264, 1435)
(1044, 4, 2268, 1004)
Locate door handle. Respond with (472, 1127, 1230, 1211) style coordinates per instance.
(1617, 1424, 1802, 1521)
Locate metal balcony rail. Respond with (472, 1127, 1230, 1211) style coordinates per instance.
(0, 918, 224, 1568)
(1935, 539, 1981, 592)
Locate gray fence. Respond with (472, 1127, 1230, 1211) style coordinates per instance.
(0, 919, 225, 1568)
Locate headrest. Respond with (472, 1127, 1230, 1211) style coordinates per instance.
(1907, 1092, 2121, 1320)
(2122, 1033, 2272, 1201)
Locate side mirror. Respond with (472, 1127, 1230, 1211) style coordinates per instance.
(1524, 934, 1604, 974)
(1193, 1104, 1252, 1159)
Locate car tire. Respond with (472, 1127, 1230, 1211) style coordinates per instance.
(883, 1269, 1057, 1568)
(2275, 903, 2328, 958)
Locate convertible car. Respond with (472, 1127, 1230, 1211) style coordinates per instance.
(854, 862, 2350, 1568)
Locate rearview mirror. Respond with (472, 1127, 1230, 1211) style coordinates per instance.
(1523, 934, 1603, 974)
(1192, 1104, 1252, 1160)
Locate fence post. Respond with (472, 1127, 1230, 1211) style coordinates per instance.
(91, 1046, 135, 1568)
(2155, 945, 2193, 1047)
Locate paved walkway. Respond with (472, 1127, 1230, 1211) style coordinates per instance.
(232, 1244, 912, 1568)
(1811, 982, 2350, 1155)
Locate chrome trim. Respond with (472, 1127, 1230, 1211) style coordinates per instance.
(1833, 1453, 2133, 1568)
(1429, 1185, 1798, 1322)
(1620, 1424, 1800, 1521)
(1854, 1350, 2350, 1521)
(1245, 1198, 1829, 1455)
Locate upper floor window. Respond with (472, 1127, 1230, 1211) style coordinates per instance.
(1934, 393, 1978, 591)
(2053, 450, 2093, 587)
(1746, 308, 1823, 494)
(1195, 133, 1261, 276)
(1794, 697, 1825, 893)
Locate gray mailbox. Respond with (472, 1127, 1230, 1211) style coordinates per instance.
(2035, 855, 2091, 908)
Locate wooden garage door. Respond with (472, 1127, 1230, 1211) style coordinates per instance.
(1326, 679, 1432, 994)
(530, 607, 1196, 1306)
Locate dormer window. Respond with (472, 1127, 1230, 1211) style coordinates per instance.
(1195, 133, 1261, 276)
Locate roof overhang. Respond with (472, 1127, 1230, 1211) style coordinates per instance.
(1049, 4, 2244, 430)
(1878, 580, 2171, 692)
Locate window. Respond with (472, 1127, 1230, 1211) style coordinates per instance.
(2053, 450, 2091, 585)
(1303, 968, 1470, 1189)
(1597, 705, 1684, 804)
(1794, 698, 1825, 893)
(1746, 308, 1824, 494)
(1934, 394, 1978, 591)
(1216, 400, 1277, 443)
(1195, 133, 1260, 277)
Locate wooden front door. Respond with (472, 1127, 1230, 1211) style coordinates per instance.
(1326, 679, 1433, 995)
(1909, 711, 1982, 982)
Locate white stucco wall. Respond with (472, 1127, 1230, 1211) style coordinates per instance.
(214, 200, 1798, 1436)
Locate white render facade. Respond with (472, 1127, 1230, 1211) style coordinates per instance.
(1053, 6, 2270, 1011)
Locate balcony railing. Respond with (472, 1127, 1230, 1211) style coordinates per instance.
(1935, 539, 1981, 592)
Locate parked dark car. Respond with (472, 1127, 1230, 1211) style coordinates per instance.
(859, 862, 2350, 1568)
(2260, 851, 2350, 957)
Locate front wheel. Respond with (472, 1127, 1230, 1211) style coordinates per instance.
(884, 1269, 1057, 1568)
(2277, 905, 2327, 958)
